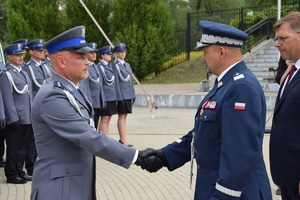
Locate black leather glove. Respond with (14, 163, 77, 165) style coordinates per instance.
(140, 148, 167, 173)
(135, 151, 148, 169)
(0, 119, 6, 130)
(132, 97, 136, 105)
(9, 121, 20, 129)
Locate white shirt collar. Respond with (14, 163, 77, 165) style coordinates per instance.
(217, 60, 242, 82)
(10, 64, 22, 72)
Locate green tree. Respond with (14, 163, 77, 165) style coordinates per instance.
(193, 0, 245, 11)
(65, 0, 111, 48)
(0, 0, 8, 43)
(255, 0, 288, 6)
(110, 0, 176, 79)
(6, 0, 64, 43)
(166, 0, 191, 29)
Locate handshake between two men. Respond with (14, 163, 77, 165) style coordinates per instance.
(135, 148, 167, 173)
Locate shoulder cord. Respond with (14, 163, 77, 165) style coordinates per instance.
(62, 89, 84, 118)
(41, 63, 52, 78)
(88, 65, 100, 84)
(5, 71, 29, 94)
(115, 63, 130, 82)
(28, 65, 43, 88)
(99, 64, 115, 85)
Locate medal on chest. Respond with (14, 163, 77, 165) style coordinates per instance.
(200, 99, 217, 115)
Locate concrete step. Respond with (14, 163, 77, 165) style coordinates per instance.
(247, 62, 278, 67)
(248, 66, 276, 72)
(249, 58, 279, 63)
(134, 91, 278, 110)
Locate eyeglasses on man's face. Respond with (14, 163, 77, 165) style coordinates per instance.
(274, 32, 300, 44)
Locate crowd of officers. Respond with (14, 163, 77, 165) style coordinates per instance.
(0, 38, 136, 184)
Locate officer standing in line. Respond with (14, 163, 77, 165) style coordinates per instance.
(30, 26, 149, 200)
(0, 68, 6, 167)
(42, 49, 52, 69)
(79, 42, 106, 129)
(97, 46, 118, 134)
(113, 43, 135, 147)
(12, 39, 29, 64)
(139, 21, 272, 199)
(0, 43, 33, 184)
(23, 39, 51, 99)
(22, 39, 51, 177)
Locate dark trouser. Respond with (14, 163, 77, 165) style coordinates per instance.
(25, 125, 36, 175)
(94, 108, 101, 129)
(281, 186, 300, 200)
(4, 124, 31, 178)
(0, 129, 5, 159)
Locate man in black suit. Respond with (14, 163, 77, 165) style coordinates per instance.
(270, 12, 300, 200)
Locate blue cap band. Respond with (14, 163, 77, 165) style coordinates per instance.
(6, 48, 23, 55)
(28, 43, 44, 49)
(47, 37, 86, 54)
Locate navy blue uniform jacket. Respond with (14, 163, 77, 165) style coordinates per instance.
(162, 61, 272, 200)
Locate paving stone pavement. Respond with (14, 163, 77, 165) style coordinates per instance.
(0, 107, 281, 199)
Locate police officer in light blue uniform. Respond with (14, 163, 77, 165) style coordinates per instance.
(22, 39, 51, 177)
(42, 49, 52, 69)
(140, 21, 272, 200)
(0, 43, 33, 184)
(30, 26, 147, 200)
(113, 43, 135, 146)
(23, 39, 51, 99)
(79, 42, 105, 129)
(0, 70, 6, 167)
(12, 39, 29, 65)
(97, 45, 118, 133)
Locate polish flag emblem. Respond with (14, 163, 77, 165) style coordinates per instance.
(234, 102, 246, 110)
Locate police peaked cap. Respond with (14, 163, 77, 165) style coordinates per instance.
(195, 20, 248, 50)
(98, 46, 113, 55)
(87, 42, 98, 51)
(12, 39, 29, 49)
(4, 43, 26, 55)
(44, 26, 94, 54)
(113, 43, 126, 52)
(27, 39, 45, 50)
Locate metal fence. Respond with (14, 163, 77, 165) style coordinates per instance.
(184, 2, 300, 58)
(163, 29, 188, 70)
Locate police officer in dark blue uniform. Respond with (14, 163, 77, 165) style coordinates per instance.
(139, 21, 272, 200)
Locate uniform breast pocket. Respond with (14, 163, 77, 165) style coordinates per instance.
(200, 110, 217, 122)
(15, 78, 26, 87)
(199, 110, 219, 140)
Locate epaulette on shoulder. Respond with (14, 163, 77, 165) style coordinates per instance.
(53, 81, 64, 90)
(0, 69, 6, 77)
(53, 81, 74, 93)
(233, 73, 245, 81)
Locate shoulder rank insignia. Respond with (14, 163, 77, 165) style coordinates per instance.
(233, 73, 244, 81)
(65, 84, 74, 92)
